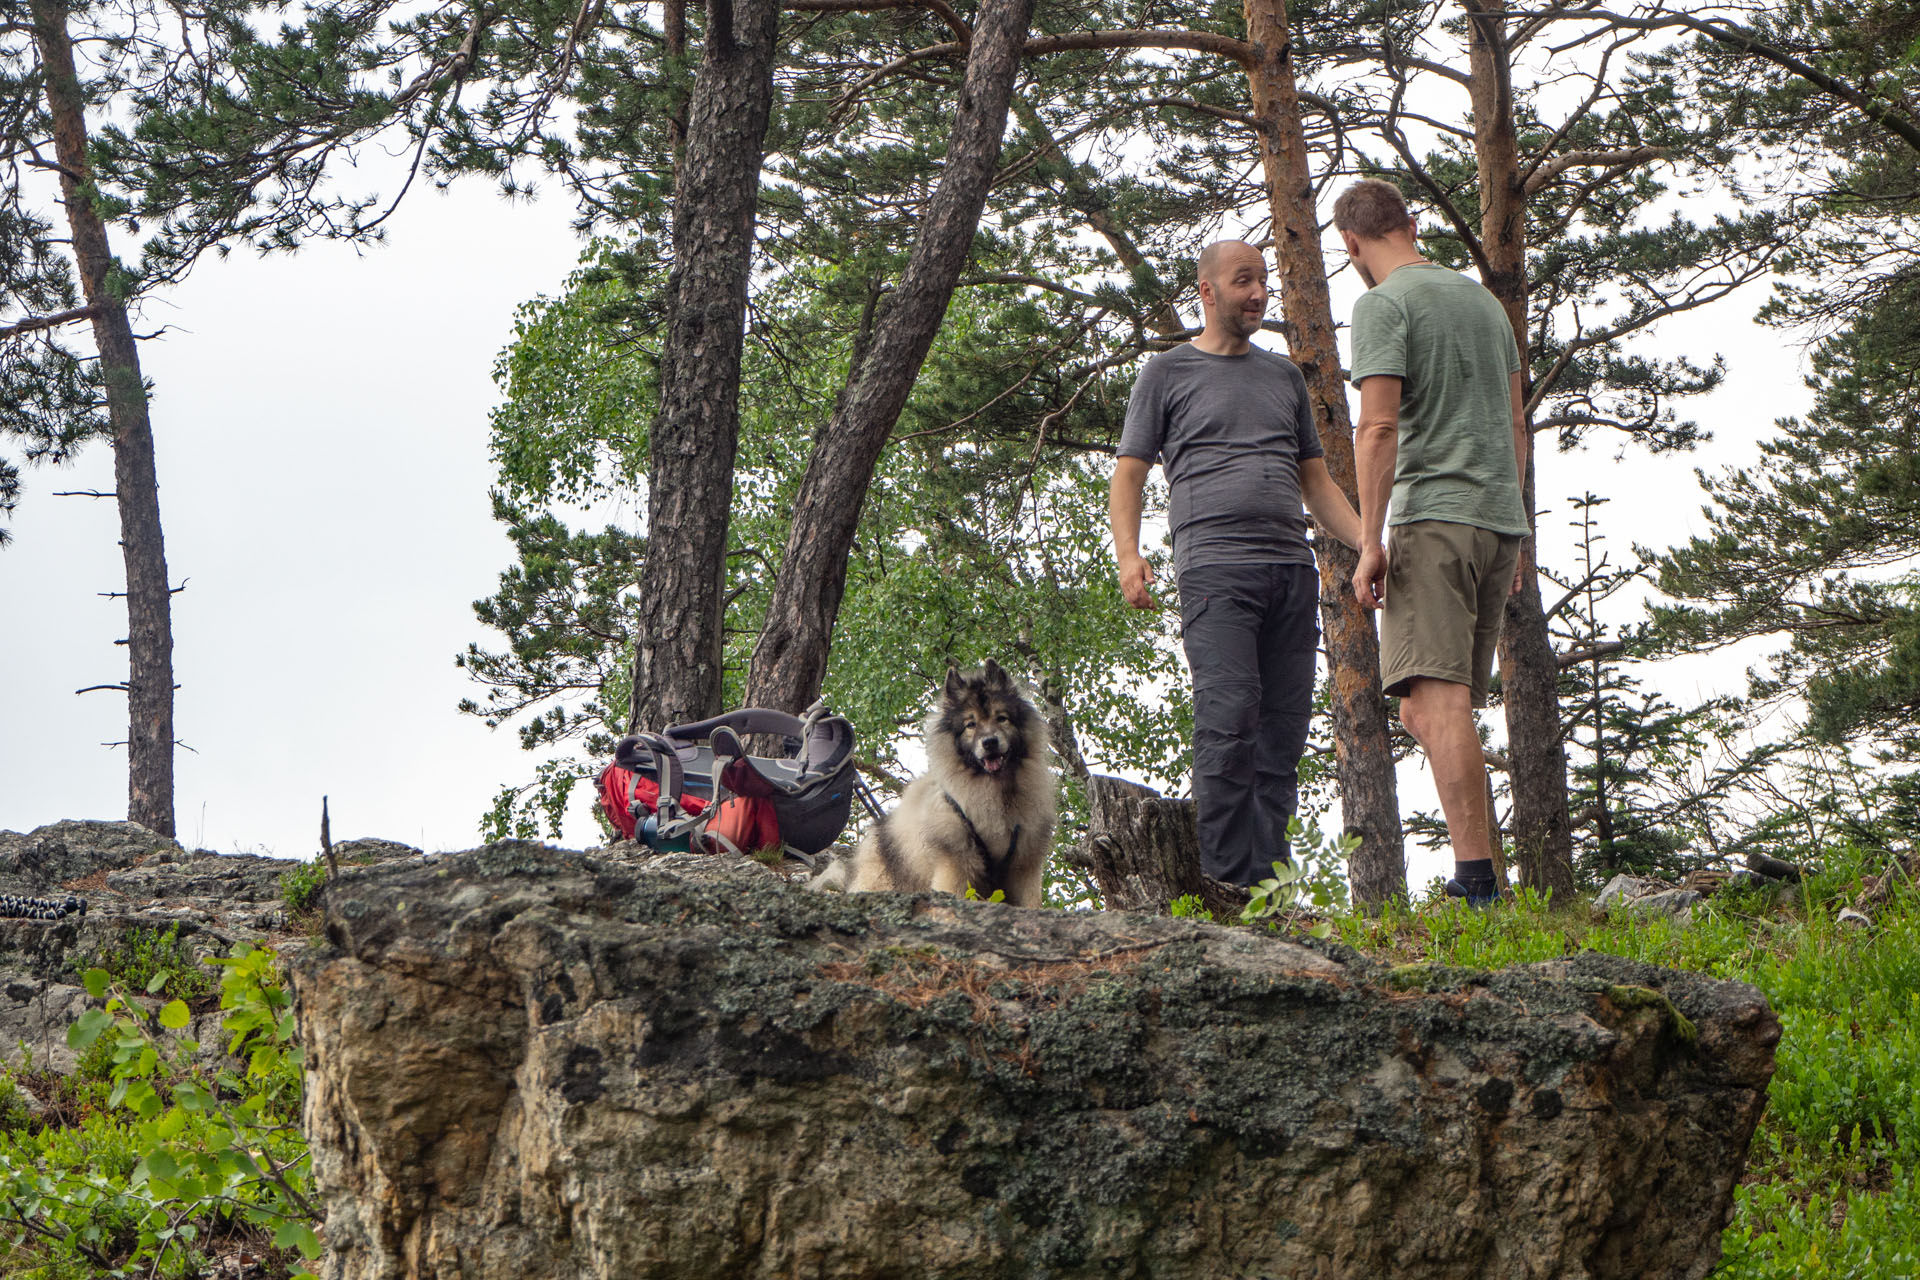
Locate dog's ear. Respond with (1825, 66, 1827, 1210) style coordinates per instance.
(982, 658, 1010, 691)
(944, 665, 967, 703)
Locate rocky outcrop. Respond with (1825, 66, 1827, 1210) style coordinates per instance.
(0, 820, 327, 1073)
(293, 843, 1779, 1280)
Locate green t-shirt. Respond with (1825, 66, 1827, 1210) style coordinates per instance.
(1348, 261, 1528, 536)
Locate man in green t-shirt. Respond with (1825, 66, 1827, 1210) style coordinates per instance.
(1337, 179, 1531, 908)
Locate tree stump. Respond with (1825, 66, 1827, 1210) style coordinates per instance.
(1069, 774, 1249, 919)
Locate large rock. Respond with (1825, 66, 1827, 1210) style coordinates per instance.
(292, 844, 1779, 1280)
(0, 820, 409, 1073)
(0, 819, 176, 892)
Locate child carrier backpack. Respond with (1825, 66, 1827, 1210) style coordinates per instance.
(598, 701, 878, 865)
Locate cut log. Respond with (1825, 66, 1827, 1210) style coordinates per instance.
(1744, 851, 1805, 883)
(1071, 774, 1249, 919)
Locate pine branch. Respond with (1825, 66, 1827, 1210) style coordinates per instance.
(0, 305, 98, 340)
(1522, 145, 1667, 196)
(833, 28, 1256, 113)
(1581, 6, 1920, 157)
(787, 0, 970, 43)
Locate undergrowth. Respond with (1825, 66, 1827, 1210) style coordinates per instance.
(0, 944, 317, 1278)
(1332, 843, 1920, 1278)
(75, 924, 215, 1005)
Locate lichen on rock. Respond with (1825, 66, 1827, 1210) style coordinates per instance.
(290, 844, 1780, 1280)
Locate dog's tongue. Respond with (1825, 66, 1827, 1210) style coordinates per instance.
(983, 755, 1006, 773)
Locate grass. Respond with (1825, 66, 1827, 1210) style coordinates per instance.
(1331, 845, 1920, 1278)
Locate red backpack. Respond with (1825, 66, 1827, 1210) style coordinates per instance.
(597, 705, 869, 860)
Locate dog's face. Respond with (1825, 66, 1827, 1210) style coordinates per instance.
(938, 659, 1036, 778)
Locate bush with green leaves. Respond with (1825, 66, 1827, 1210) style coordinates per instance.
(0, 1076, 28, 1134)
(1240, 817, 1357, 932)
(76, 923, 214, 1005)
(1168, 893, 1212, 921)
(0, 942, 319, 1278)
(280, 859, 328, 916)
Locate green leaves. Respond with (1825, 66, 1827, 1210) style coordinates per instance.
(66, 1006, 113, 1050)
(13, 940, 318, 1275)
(276, 1219, 323, 1258)
(1239, 818, 1356, 935)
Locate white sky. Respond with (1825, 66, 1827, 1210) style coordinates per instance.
(3, 179, 588, 857)
(0, 153, 1814, 881)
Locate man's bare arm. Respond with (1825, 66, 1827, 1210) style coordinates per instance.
(1351, 375, 1401, 609)
(1299, 456, 1361, 551)
(1509, 368, 1531, 595)
(1109, 455, 1158, 609)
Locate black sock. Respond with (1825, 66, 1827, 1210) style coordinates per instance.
(1452, 858, 1495, 889)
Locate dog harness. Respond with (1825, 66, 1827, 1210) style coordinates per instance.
(941, 791, 1021, 898)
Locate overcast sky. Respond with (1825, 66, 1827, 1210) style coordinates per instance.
(1, 165, 1811, 887)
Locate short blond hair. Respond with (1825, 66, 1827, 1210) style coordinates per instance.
(1333, 180, 1413, 241)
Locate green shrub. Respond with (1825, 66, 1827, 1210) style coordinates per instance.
(0, 943, 319, 1279)
(72, 1026, 118, 1082)
(1168, 894, 1212, 921)
(1718, 1149, 1920, 1278)
(0, 1075, 28, 1133)
(76, 923, 214, 1004)
(280, 859, 328, 915)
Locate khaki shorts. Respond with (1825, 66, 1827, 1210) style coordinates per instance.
(1379, 519, 1524, 707)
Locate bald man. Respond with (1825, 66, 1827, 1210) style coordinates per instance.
(1109, 241, 1361, 887)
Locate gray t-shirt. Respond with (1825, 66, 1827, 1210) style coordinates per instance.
(1348, 261, 1528, 536)
(1117, 343, 1325, 574)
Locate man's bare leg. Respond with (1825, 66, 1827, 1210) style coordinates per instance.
(1399, 677, 1498, 903)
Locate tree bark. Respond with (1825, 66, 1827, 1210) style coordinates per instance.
(1242, 0, 1406, 908)
(31, 0, 176, 836)
(745, 0, 1038, 712)
(1463, 0, 1575, 899)
(626, 0, 779, 734)
(1069, 774, 1250, 919)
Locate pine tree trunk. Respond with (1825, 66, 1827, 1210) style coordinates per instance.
(626, 0, 778, 734)
(744, 0, 1038, 713)
(1464, 0, 1575, 898)
(1242, 0, 1406, 908)
(32, 0, 175, 836)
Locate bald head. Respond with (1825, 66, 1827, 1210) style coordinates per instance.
(1194, 240, 1269, 350)
(1197, 239, 1262, 288)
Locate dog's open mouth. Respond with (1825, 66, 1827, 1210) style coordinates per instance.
(980, 752, 1007, 774)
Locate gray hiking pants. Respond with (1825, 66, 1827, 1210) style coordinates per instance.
(1176, 561, 1320, 887)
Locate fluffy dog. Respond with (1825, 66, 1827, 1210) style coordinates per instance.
(812, 660, 1056, 906)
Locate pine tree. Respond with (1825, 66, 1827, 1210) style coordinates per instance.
(1643, 0, 1920, 818)
(4, 0, 191, 834)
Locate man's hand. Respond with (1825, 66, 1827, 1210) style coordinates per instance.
(1119, 552, 1158, 609)
(1511, 540, 1529, 597)
(1353, 543, 1387, 610)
